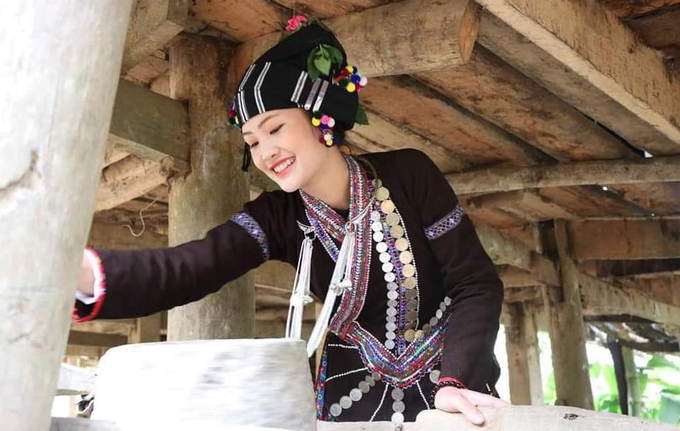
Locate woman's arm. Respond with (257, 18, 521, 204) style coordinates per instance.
(73, 192, 291, 321)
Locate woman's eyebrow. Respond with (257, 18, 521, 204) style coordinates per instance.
(242, 114, 280, 136)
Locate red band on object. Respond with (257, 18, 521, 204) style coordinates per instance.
(437, 377, 467, 389)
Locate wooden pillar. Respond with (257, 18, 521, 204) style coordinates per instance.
(505, 302, 544, 405)
(543, 221, 594, 409)
(622, 347, 642, 417)
(0, 2, 132, 430)
(166, 36, 254, 340)
(129, 314, 162, 343)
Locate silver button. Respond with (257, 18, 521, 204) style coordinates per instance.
(391, 388, 404, 401)
(384, 272, 396, 283)
(387, 290, 399, 300)
(350, 388, 363, 402)
(429, 369, 441, 384)
(382, 262, 395, 274)
(444, 296, 452, 306)
(371, 221, 383, 232)
(373, 232, 384, 242)
(359, 381, 371, 393)
(379, 252, 391, 263)
(386, 322, 397, 331)
(387, 281, 398, 290)
(370, 211, 381, 222)
(440, 302, 447, 311)
(386, 315, 397, 323)
(405, 289, 418, 299)
(376, 242, 388, 253)
(407, 300, 418, 311)
(330, 403, 342, 417)
(386, 307, 397, 317)
(372, 371, 381, 381)
(385, 339, 395, 350)
(429, 317, 439, 326)
(391, 412, 405, 423)
(386, 331, 396, 340)
(435, 309, 443, 319)
(392, 400, 406, 413)
(366, 375, 376, 387)
(340, 395, 352, 409)
(387, 299, 398, 308)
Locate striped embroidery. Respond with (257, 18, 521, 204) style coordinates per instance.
(424, 204, 466, 240)
(230, 212, 270, 261)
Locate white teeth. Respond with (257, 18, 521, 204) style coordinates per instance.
(273, 158, 294, 173)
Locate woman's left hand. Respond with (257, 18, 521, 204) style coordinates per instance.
(434, 386, 510, 426)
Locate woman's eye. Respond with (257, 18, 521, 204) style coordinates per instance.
(248, 142, 259, 149)
(270, 124, 283, 134)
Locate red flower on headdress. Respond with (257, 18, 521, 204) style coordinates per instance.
(285, 14, 308, 32)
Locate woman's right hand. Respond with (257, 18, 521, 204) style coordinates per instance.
(77, 250, 95, 296)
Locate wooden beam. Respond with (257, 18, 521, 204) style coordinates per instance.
(476, 0, 680, 155)
(448, 156, 680, 195)
(415, 46, 635, 162)
(71, 319, 136, 337)
(595, 259, 680, 278)
(103, 144, 129, 168)
(234, 0, 480, 78)
(67, 331, 128, 348)
(579, 272, 680, 326)
(568, 219, 680, 260)
(110, 79, 189, 170)
(88, 220, 168, 249)
(122, 0, 187, 72)
(498, 266, 541, 288)
(129, 314, 162, 344)
(505, 303, 544, 405)
(95, 155, 172, 211)
(476, 225, 560, 286)
(467, 190, 579, 222)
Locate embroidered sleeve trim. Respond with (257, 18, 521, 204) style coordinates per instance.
(72, 248, 107, 323)
(230, 212, 271, 261)
(424, 204, 466, 240)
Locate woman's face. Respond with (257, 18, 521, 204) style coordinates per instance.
(241, 108, 331, 193)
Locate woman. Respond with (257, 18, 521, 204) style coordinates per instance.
(75, 16, 508, 425)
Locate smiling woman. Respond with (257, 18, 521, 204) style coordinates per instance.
(73, 14, 507, 426)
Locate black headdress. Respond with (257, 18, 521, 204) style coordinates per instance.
(228, 15, 369, 171)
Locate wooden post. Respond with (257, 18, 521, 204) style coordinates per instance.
(0, 2, 132, 430)
(166, 36, 254, 340)
(505, 302, 544, 405)
(543, 221, 594, 409)
(622, 347, 642, 417)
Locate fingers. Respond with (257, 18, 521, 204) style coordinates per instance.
(435, 387, 485, 426)
(464, 389, 511, 408)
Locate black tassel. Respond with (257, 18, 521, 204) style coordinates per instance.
(241, 143, 252, 172)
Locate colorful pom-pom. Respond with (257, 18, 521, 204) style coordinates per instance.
(346, 82, 356, 93)
(312, 118, 321, 126)
(313, 110, 322, 119)
(360, 76, 368, 86)
(321, 115, 330, 124)
(345, 66, 354, 73)
(351, 75, 361, 84)
(328, 118, 336, 128)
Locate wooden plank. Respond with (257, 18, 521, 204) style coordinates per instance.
(191, 0, 288, 41)
(358, 76, 548, 165)
(346, 109, 472, 173)
(103, 144, 129, 168)
(568, 219, 680, 260)
(123, 51, 169, 86)
(129, 314, 162, 343)
(626, 5, 680, 59)
(599, 0, 680, 17)
(579, 272, 680, 326)
(477, 1, 680, 156)
(537, 186, 651, 219)
(608, 182, 680, 215)
(71, 320, 136, 337)
(447, 156, 680, 195)
(413, 406, 680, 431)
(88, 220, 168, 249)
(272, 0, 389, 19)
(415, 46, 634, 162)
(96, 156, 172, 211)
(544, 221, 594, 409)
(233, 0, 481, 77)
(498, 266, 541, 288)
(122, 0, 187, 72)
(505, 303, 544, 405)
(110, 79, 189, 168)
